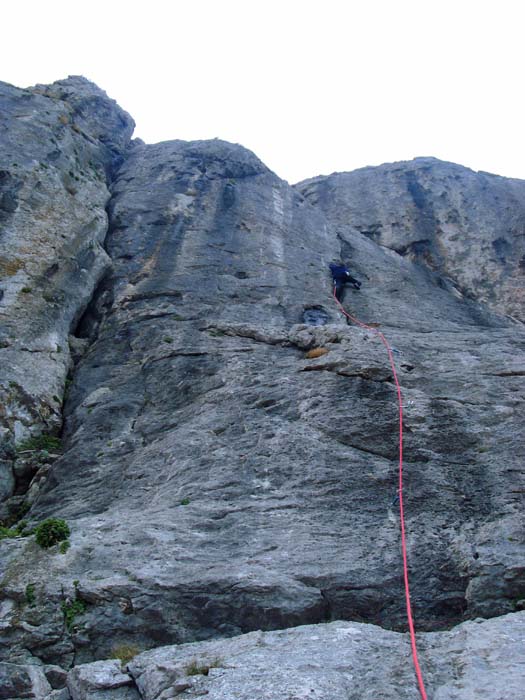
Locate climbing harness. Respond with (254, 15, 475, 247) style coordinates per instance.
(332, 285, 428, 700)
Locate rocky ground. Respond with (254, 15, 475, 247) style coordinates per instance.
(0, 77, 523, 699)
(6, 613, 524, 699)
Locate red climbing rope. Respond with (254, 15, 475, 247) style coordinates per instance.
(332, 287, 428, 700)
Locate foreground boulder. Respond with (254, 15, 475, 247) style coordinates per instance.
(58, 614, 525, 699)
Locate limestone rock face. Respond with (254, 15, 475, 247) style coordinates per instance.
(0, 660, 51, 699)
(0, 78, 524, 698)
(297, 157, 525, 322)
(67, 659, 139, 700)
(0, 76, 134, 511)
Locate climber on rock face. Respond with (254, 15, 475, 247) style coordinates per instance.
(329, 262, 362, 302)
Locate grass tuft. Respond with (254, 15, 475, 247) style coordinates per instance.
(185, 657, 222, 676)
(111, 643, 141, 665)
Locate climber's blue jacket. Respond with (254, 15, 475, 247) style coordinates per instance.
(329, 263, 352, 283)
(329, 263, 361, 288)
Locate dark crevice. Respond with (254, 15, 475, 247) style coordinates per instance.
(12, 156, 132, 516)
(203, 325, 290, 346)
(302, 306, 333, 326)
(300, 364, 393, 384)
(319, 590, 332, 622)
(70, 160, 128, 344)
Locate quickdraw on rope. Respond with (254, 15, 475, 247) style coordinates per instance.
(332, 286, 428, 700)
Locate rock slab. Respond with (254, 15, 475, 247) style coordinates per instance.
(61, 613, 525, 699)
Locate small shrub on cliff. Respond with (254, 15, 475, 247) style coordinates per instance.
(35, 518, 70, 549)
(111, 643, 141, 665)
(61, 598, 86, 631)
(59, 539, 70, 554)
(185, 658, 222, 676)
(25, 583, 36, 606)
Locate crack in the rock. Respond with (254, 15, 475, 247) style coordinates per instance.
(140, 350, 210, 370)
(203, 325, 290, 346)
(315, 426, 398, 462)
(121, 290, 184, 305)
(300, 363, 393, 384)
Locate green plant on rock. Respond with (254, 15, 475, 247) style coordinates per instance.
(25, 583, 36, 606)
(0, 502, 30, 529)
(0, 525, 20, 541)
(111, 643, 141, 665)
(59, 540, 70, 554)
(35, 518, 70, 549)
(16, 520, 33, 536)
(61, 598, 87, 631)
(185, 658, 222, 676)
(0, 519, 33, 540)
(16, 434, 62, 453)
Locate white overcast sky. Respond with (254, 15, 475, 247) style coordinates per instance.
(2, 0, 524, 183)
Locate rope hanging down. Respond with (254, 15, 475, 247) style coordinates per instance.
(332, 287, 428, 700)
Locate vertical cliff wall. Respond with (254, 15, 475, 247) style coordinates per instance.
(0, 78, 523, 699)
(297, 158, 525, 322)
(0, 77, 133, 508)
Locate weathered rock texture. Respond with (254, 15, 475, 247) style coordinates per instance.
(298, 158, 525, 322)
(0, 78, 524, 698)
(0, 76, 134, 510)
(103, 614, 525, 700)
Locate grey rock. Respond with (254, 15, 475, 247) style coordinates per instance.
(46, 690, 71, 700)
(8, 137, 519, 663)
(31, 76, 135, 171)
(127, 613, 525, 699)
(0, 78, 523, 695)
(45, 663, 68, 689)
(0, 441, 15, 503)
(0, 660, 51, 699)
(296, 157, 525, 322)
(0, 461, 14, 502)
(67, 659, 139, 700)
(0, 76, 133, 498)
